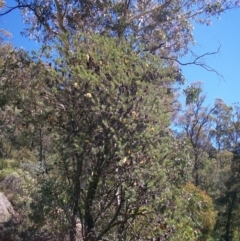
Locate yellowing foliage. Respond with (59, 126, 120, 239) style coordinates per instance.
(184, 182, 217, 234)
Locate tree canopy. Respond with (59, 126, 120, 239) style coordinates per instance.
(1, 0, 240, 59)
(0, 1, 240, 241)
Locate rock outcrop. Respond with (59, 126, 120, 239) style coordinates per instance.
(0, 192, 14, 223)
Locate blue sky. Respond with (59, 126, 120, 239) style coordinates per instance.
(1, 1, 240, 107)
(1, 0, 40, 50)
(180, 9, 240, 107)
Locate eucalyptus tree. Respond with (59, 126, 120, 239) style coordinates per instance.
(1, 0, 239, 63)
(211, 99, 234, 153)
(0, 0, 234, 240)
(0, 30, 215, 240)
(211, 102, 240, 241)
(22, 32, 192, 241)
(174, 85, 217, 186)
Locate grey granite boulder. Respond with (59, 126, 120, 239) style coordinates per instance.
(0, 192, 14, 223)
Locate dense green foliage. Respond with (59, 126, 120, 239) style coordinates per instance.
(174, 89, 240, 241)
(0, 0, 240, 241)
(0, 31, 194, 241)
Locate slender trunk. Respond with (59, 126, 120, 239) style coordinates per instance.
(116, 177, 125, 241)
(225, 192, 237, 241)
(85, 173, 99, 241)
(117, 222, 125, 241)
(70, 157, 82, 241)
(39, 128, 43, 164)
(85, 154, 102, 241)
(194, 153, 199, 186)
(0, 140, 3, 158)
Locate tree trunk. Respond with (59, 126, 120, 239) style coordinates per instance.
(84, 155, 102, 241)
(193, 154, 199, 186)
(117, 222, 125, 241)
(39, 128, 43, 164)
(0, 141, 3, 158)
(225, 192, 237, 241)
(70, 158, 82, 241)
(84, 175, 99, 241)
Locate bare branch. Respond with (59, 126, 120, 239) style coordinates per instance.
(127, 0, 172, 23)
(160, 45, 224, 80)
(0, 4, 29, 16)
(54, 0, 67, 33)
